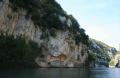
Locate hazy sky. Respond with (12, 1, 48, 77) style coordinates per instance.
(56, 0, 120, 50)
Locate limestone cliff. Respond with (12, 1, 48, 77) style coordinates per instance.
(0, 0, 89, 67)
(109, 51, 120, 67)
(88, 39, 117, 67)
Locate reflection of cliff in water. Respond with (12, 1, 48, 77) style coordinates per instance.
(36, 68, 89, 78)
(0, 68, 120, 78)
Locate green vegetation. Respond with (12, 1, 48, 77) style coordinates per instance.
(9, 0, 89, 45)
(88, 51, 96, 62)
(0, 0, 90, 68)
(49, 28, 57, 38)
(0, 33, 41, 68)
(88, 39, 114, 67)
(9, 0, 65, 29)
(68, 15, 80, 32)
(75, 28, 89, 46)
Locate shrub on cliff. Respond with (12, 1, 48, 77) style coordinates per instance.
(9, 0, 65, 30)
(69, 15, 80, 31)
(88, 39, 113, 67)
(0, 33, 41, 68)
(49, 28, 57, 38)
(9, 0, 89, 46)
(75, 28, 89, 46)
(88, 52, 96, 62)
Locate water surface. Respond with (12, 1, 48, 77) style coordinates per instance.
(0, 68, 120, 78)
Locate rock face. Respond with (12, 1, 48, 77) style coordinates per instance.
(110, 51, 120, 67)
(0, 0, 88, 67)
(89, 39, 117, 67)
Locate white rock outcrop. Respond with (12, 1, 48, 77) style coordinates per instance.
(0, 0, 88, 67)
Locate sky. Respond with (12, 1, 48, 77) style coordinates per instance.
(56, 0, 120, 50)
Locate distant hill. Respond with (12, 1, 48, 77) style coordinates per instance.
(88, 39, 117, 67)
